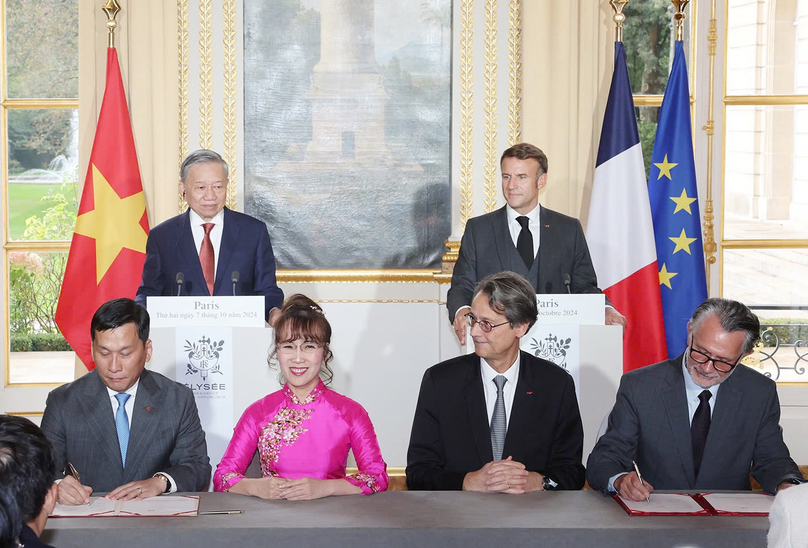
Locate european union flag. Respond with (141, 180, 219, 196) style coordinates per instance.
(649, 41, 708, 358)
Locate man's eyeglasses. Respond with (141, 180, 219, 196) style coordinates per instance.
(465, 313, 509, 333)
(688, 344, 742, 373)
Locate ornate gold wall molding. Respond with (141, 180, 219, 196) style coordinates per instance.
(459, 0, 475, 230)
(198, 0, 214, 150)
(507, 0, 522, 145)
(483, 0, 499, 213)
(178, 0, 190, 213)
(222, 0, 238, 210)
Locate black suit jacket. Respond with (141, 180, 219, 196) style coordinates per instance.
(586, 355, 802, 494)
(447, 205, 604, 321)
(19, 524, 54, 548)
(135, 208, 283, 321)
(406, 351, 585, 490)
(40, 369, 211, 493)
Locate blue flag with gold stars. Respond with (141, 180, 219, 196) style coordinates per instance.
(649, 41, 707, 359)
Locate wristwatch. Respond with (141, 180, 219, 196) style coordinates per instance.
(153, 473, 171, 493)
(542, 475, 558, 491)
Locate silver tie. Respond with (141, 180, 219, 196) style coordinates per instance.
(490, 375, 507, 461)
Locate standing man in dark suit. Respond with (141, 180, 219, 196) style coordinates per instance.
(407, 271, 585, 492)
(135, 149, 284, 325)
(447, 143, 625, 344)
(0, 415, 59, 548)
(41, 298, 211, 504)
(587, 298, 804, 498)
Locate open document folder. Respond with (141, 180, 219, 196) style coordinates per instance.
(614, 492, 774, 517)
(51, 495, 199, 517)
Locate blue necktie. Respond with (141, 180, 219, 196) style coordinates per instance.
(490, 375, 507, 461)
(115, 393, 131, 467)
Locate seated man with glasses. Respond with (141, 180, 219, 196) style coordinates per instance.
(406, 271, 585, 492)
(587, 298, 804, 500)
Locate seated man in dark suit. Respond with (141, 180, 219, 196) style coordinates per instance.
(0, 415, 59, 548)
(41, 298, 211, 505)
(587, 298, 804, 499)
(407, 271, 585, 492)
(447, 143, 625, 344)
(135, 149, 284, 325)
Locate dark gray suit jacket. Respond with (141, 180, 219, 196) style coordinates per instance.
(586, 355, 802, 494)
(406, 351, 585, 491)
(447, 205, 604, 321)
(41, 369, 211, 493)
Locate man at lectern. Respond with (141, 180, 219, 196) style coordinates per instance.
(407, 271, 585, 493)
(41, 298, 211, 504)
(135, 149, 284, 325)
(587, 298, 804, 499)
(447, 143, 625, 344)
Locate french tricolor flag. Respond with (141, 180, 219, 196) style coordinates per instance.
(586, 42, 667, 372)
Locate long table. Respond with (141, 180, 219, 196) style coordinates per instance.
(42, 491, 769, 548)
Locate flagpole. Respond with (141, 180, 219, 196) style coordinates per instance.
(102, 0, 122, 49)
(701, 0, 719, 291)
(609, 0, 630, 43)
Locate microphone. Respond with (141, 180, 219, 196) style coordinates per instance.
(175, 272, 185, 296)
(562, 273, 572, 294)
(231, 271, 240, 296)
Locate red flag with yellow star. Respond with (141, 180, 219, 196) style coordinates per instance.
(55, 48, 149, 369)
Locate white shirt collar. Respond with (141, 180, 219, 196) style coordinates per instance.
(188, 208, 224, 227)
(480, 352, 521, 387)
(505, 204, 540, 226)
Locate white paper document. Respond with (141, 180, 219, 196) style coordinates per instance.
(700, 493, 774, 514)
(52, 495, 199, 517)
(618, 493, 708, 515)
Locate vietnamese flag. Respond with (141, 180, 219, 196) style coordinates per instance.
(55, 48, 149, 370)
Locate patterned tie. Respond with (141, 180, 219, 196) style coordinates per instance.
(691, 390, 712, 477)
(115, 393, 131, 467)
(490, 375, 507, 461)
(516, 216, 534, 268)
(200, 222, 215, 295)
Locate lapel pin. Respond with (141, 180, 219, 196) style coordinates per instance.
(143, 406, 154, 411)
(526, 391, 533, 395)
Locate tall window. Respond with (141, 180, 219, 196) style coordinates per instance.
(723, 0, 808, 382)
(2, 0, 79, 385)
(624, 1, 694, 178)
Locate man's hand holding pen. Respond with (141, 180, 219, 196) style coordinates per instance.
(57, 474, 93, 506)
(614, 468, 654, 502)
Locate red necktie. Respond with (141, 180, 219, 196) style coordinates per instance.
(200, 223, 215, 295)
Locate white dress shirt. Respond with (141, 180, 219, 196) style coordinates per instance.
(188, 209, 224, 279)
(480, 354, 521, 429)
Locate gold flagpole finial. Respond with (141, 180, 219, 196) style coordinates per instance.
(102, 0, 122, 48)
(671, 0, 690, 41)
(610, 1, 630, 43)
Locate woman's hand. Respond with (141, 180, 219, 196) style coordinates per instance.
(232, 476, 288, 500)
(277, 478, 333, 500)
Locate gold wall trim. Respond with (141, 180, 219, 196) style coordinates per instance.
(197, 0, 214, 150)
(720, 239, 808, 249)
(278, 270, 441, 283)
(222, 0, 238, 210)
(724, 95, 808, 105)
(346, 466, 406, 476)
(3, 412, 45, 417)
(459, 0, 474, 230)
(0, 99, 78, 109)
(483, 0, 498, 213)
(632, 95, 663, 106)
(701, 0, 717, 283)
(507, 0, 522, 145)
(3, 241, 69, 252)
(178, 0, 190, 213)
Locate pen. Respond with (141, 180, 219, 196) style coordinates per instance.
(67, 462, 81, 482)
(199, 510, 244, 515)
(632, 460, 651, 503)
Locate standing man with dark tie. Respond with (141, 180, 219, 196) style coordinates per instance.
(447, 143, 626, 344)
(135, 149, 284, 325)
